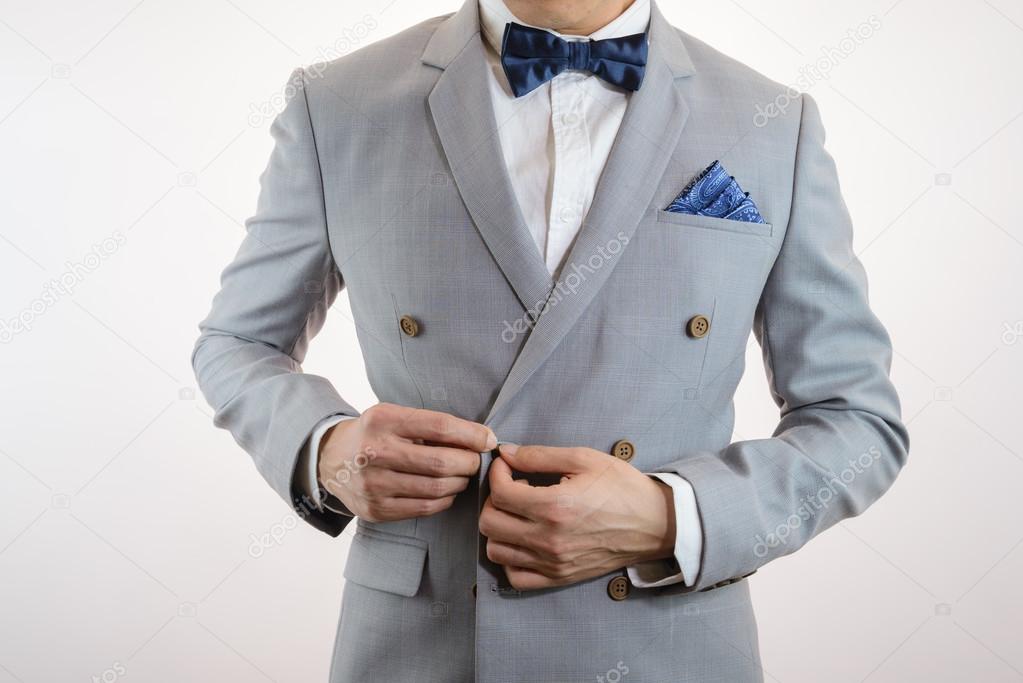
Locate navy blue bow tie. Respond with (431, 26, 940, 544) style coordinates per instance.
(500, 22, 649, 98)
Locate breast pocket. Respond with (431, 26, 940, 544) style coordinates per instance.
(656, 210, 774, 239)
(608, 209, 779, 399)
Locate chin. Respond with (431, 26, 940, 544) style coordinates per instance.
(507, 0, 612, 29)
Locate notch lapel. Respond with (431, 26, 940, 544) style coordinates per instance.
(485, 5, 694, 423)
(424, 2, 554, 315)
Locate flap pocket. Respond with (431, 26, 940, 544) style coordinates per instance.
(343, 526, 428, 597)
(656, 210, 773, 238)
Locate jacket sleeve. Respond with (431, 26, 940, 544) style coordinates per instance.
(192, 68, 358, 536)
(657, 93, 910, 591)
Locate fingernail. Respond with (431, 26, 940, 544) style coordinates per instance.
(485, 430, 498, 451)
(499, 443, 519, 456)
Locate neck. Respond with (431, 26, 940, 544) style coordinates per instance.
(503, 0, 636, 36)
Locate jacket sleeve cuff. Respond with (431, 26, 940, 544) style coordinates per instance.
(296, 414, 357, 513)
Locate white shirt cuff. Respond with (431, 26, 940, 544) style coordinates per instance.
(297, 414, 356, 513)
(626, 473, 703, 588)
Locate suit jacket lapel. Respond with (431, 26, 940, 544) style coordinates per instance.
(424, 1, 555, 315)
(485, 4, 695, 423)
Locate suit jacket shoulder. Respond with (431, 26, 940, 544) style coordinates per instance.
(301, 13, 452, 112)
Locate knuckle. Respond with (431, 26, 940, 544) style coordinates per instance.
(364, 503, 385, 521)
(365, 482, 390, 503)
(367, 437, 393, 462)
(540, 536, 565, 559)
(549, 564, 571, 579)
(544, 504, 571, 527)
(485, 541, 500, 563)
(426, 453, 448, 476)
(357, 440, 381, 463)
(424, 477, 446, 498)
(478, 512, 494, 537)
(412, 499, 434, 518)
(360, 404, 385, 429)
(428, 413, 452, 436)
(431, 478, 452, 498)
(470, 426, 489, 450)
(359, 468, 382, 491)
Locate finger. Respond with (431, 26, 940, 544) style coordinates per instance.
(479, 496, 534, 543)
(394, 408, 497, 452)
(367, 495, 457, 522)
(368, 469, 470, 499)
(499, 443, 593, 475)
(505, 566, 565, 591)
(488, 456, 555, 517)
(485, 539, 547, 571)
(378, 440, 481, 477)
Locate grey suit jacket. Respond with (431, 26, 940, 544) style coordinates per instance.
(193, 2, 909, 680)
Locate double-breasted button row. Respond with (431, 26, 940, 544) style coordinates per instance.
(403, 313, 709, 341)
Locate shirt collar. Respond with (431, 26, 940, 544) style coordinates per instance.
(478, 0, 651, 54)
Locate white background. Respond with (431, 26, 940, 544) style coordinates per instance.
(1, 0, 1022, 681)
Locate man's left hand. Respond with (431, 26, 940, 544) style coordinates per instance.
(479, 443, 676, 591)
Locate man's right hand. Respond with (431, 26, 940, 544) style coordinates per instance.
(318, 403, 497, 522)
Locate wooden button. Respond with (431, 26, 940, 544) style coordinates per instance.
(611, 439, 635, 462)
(607, 575, 630, 601)
(686, 314, 711, 339)
(399, 315, 419, 337)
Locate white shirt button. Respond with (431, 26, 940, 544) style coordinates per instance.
(559, 206, 578, 223)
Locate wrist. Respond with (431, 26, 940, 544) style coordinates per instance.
(638, 478, 676, 563)
(317, 418, 359, 497)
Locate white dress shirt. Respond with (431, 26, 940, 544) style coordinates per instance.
(298, 0, 703, 588)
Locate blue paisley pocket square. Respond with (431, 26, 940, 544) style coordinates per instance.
(665, 160, 766, 224)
